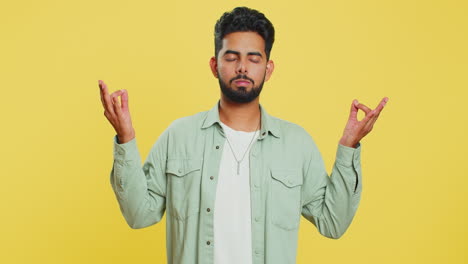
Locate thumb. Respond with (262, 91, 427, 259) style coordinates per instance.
(121, 89, 129, 111)
(348, 99, 359, 120)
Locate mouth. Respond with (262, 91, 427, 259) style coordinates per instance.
(234, 79, 251, 86)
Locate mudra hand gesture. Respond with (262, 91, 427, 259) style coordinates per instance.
(339, 97, 389, 148)
(98, 80, 136, 144)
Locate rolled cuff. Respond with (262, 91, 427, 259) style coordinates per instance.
(113, 135, 139, 162)
(336, 142, 361, 167)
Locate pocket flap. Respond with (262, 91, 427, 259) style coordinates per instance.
(270, 168, 303, 188)
(166, 159, 202, 177)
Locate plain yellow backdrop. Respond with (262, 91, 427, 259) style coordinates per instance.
(1, 0, 467, 263)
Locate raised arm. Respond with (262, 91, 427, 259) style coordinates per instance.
(301, 97, 388, 238)
(99, 80, 167, 229)
(300, 134, 362, 239)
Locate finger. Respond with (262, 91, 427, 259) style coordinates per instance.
(112, 90, 124, 116)
(363, 97, 388, 130)
(361, 109, 376, 124)
(361, 97, 389, 124)
(100, 81, 116, 116)
(356, 103, 371, 114)
(373, 97, 389, 115)
(348, 99, 359, 120)
(363, 111, 380, 132)
(98, 80, 105, 107)
(121, 89, 129, 112)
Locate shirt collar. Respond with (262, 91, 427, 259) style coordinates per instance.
(201, 99, 281, 139)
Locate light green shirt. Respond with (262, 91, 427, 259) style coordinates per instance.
(110, 100, 362, 264)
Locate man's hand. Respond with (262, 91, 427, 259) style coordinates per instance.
(98, 80, 135, 144)
(339, 97, 389, 148)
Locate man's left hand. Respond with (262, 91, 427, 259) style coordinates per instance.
(339, 97, 389, 148)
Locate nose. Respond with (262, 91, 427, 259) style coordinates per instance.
(235, 58, 247, 74)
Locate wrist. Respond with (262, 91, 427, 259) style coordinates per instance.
(339, 136, 358, 148)
(117, 130, 135, 144)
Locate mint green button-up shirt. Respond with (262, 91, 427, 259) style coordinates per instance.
(110, 100, 362, 264)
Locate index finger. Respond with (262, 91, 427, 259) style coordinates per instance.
(373, 97, 389, 115)
(99, 80, 116, 116)
(98, 80, 105, 107)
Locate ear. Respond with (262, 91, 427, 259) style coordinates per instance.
(209, 56, 218, 78)
(264, 60, 275, 82)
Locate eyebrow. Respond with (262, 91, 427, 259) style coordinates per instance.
(223, 50, 263, 58)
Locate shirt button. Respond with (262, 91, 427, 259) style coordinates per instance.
(255, 249, 260, 254)
(178, 169, 182, 173)
(254, 183, 259, 188)
(288, 179, 293, 184)
(206, 208, 211, 212)
(210, 176, 214, 180)
(206, 241, 211, 245)
(255, 216, 260, 222)
(216, 145, 219, 149)
(118, 149, 124, 155)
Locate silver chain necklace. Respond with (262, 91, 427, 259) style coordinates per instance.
(223, 117, 261, 175)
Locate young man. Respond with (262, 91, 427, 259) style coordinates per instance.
(99, 6, 388, 264)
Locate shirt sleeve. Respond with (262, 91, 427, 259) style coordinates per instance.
(300, 130, 362, 239)
(110, 129, 169, 229)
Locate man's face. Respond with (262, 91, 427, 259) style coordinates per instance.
(210, 31, 274, 103)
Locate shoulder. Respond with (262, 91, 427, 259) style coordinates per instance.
(276, 116, 304, 132)
(271, 115, 320, 153)
(273, 115, 314, 140)
(167, 110, 207, 131)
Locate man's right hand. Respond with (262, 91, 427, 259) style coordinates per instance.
(98, 80, 135, 144)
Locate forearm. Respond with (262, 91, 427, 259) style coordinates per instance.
(321, 146, 361, 237)
(302, 143, 362, 239)
(110, 135, 165, 229)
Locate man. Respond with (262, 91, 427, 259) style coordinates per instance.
(99, 6, 388, 264)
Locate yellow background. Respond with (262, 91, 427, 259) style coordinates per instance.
(1, 0, 467, 263)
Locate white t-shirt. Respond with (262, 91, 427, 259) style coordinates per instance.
(213, 121, 260, 264)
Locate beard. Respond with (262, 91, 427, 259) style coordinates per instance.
(217, 70, 266, 103)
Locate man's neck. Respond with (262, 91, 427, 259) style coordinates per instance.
(218, 96, 261, 132)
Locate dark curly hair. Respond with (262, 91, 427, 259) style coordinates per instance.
(214, 6, 275, 61)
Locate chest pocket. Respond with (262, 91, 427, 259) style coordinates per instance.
(166, 158, 203, 220)
(270, 168, 303, 230)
